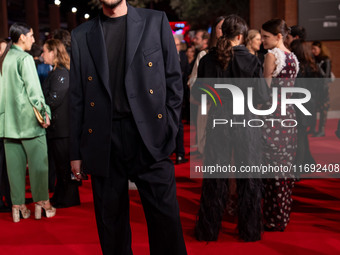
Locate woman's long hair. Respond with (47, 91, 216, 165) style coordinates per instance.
(216, 14, 248, 70)
(0, 23, 31, 74)
(312, 41, 331, 60)
(208, 16, 227, 49)
(44, 39, 70, 70)
(291, 39, 318, 73)
(0, 38, 11, 56)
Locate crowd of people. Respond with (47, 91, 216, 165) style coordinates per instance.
(184, 17, 334, 242)
(0, 25, 81, 219)
(0, 0, 336, 253)
(170, 13, 334, 242)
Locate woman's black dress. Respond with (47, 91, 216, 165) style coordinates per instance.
(194, 46, 269, 242)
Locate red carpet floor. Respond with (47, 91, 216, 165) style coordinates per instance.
(1, 119, 340, 254)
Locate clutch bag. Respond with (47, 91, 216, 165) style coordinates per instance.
(33, 107, 44, 125)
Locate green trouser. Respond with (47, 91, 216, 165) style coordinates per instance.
(4, 135, 49, 205)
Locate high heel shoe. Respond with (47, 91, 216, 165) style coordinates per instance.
(35, 200, 56, 220)
(12, 205, 31, 223)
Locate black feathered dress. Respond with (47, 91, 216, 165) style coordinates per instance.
(193, 45, 269, 242)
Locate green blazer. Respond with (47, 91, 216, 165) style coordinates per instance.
(0, 44, 51, 139)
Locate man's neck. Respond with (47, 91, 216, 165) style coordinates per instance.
(201, 44, 208, 51)
(102, 0, 127, 18)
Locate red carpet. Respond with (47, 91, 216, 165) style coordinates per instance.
(1, 119, 340, 254)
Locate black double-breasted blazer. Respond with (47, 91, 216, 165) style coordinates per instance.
(69, 5, 183, 177)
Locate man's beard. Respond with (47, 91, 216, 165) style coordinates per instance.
(100, 0, 123, 9)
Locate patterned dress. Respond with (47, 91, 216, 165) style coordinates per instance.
(262, 47, 299, 231)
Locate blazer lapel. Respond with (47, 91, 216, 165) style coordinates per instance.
(126, 5, 145, 74)
(86, 17, 111, 99)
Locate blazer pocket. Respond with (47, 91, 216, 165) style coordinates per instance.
(143, 44, 161, 57)
(143, 47, 163, 69)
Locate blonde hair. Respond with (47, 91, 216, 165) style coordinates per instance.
(245, 29, 260, 47)
(44, 39, 70, 70)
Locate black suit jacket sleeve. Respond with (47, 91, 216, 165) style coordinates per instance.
(69, 33, 83, 160)
(161, 12, 183, 138)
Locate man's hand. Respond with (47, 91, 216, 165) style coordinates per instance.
(71, 160, 82, 181)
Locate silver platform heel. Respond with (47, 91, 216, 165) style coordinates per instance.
(12, 205, 31, 223)
(35, 200, 56, 220)
(12, 207, 20, 223)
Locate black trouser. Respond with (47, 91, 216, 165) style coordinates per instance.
(296, 125, 315, 166)
(91, 117, 187, 255)
(195, 114, 263, 242)
(47, 140, 56, 192)
(176, 110, 185, 157)
(0, 139, 11, 207)
(49, 138, 80, 207)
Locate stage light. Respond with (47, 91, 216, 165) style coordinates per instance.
(84, 13, 90, 19)
(72, 7, 77, 13)
(54, 0, 61, 6)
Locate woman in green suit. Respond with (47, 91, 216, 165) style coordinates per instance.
(0, 23, 56, 222)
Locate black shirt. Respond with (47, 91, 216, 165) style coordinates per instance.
(101, 13, 131, 119)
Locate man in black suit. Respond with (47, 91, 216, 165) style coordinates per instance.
(69, 0, 187, 254)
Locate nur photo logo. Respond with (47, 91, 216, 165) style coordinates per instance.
(198, 84, 223, 115)
(198, 82, 312, 128)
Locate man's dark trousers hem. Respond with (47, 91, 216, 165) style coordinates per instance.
(91, 117, 187, 255)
